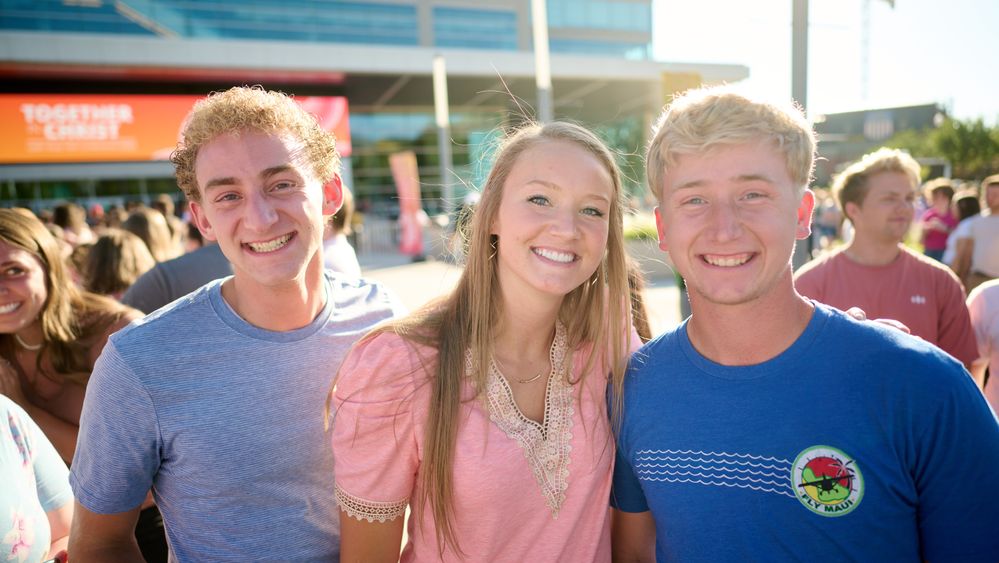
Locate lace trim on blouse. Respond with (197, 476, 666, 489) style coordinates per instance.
(335, 483, 408, 523)
(479, 322, 573, 518)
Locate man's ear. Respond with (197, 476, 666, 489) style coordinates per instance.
(843, 201, 859, 225)
(795, 189, 816, 240)
(322, 175, 344, 217)
(188, 200, 217, 242)
(654, 206, 669, 252)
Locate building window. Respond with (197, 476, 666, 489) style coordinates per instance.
(433, 6, 517, 50)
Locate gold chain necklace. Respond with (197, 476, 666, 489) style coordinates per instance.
(13, 333, 43, 351)
(494, 356, 547, 384)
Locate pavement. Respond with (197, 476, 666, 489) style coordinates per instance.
(359, 250, 684, 338)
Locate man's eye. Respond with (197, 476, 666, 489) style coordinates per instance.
(528, 195, 550, 206)
(273, 181, 296, 191)
(683, 197, 706, 205)
(216, 193, 240, 203)
(744, 192, 766, 200)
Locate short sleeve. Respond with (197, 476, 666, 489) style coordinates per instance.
(910, 362, 999, 560)
(5, 399, 73, 512)
(934, 269, 979, 367)
(331, 333, 428, 523)
(70, 340, 161, 513)
(611, 433, 648, 513)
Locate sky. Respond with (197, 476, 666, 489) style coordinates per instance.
(652, 0, 997, 123)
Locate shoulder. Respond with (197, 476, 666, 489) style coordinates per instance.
(817, 303, 967, 387)
(110, 281, 217, 349)
(326, 271, 406, 320)
(794, 250, 843, 280)
(335, 331, 436, 406)
(900, 247, 964, 287)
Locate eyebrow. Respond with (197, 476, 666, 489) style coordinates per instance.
(202, 164, 297, 192)
(526, 179, 611, 203)
(673, 173, 776, 191)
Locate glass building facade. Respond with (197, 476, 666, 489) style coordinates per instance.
(0, 0, 657, 209)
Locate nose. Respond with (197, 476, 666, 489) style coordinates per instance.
(707, 201, 743, 242)
(243, 192, 279, 232)
(548, 208, 580, 239)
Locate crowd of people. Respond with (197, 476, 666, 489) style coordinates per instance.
(0, 85, 997, 562)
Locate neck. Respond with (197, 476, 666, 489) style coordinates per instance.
(494, 297, 561, 362)
(686, 274, 814, 366)
(843, 237, 902, 266)
(222, 265, 327, 332)
(12, 322, 44, 350)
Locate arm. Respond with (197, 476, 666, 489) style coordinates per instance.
(951, 238, 973, 284)
(69, 502, 144, 562)
(339, 510, 405, 563)
(45, 502, 73, 561)
(612, 509, 656, 563)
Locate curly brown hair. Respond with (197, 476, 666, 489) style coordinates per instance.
(171, 86, 340, 202)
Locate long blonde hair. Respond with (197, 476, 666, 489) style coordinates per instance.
(330, 121, 632, 555)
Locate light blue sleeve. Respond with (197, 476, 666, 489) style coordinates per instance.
(4, 398, 73, 512)
(69, 340, 161, 514)
(911, 358, 999, 561)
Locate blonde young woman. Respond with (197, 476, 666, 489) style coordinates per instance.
(329, 122, 639, 561)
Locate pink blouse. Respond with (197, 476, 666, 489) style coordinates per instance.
(331, 323, 636, 562)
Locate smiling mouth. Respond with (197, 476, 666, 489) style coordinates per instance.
(245, 233, 293, 253)
(0, 302, 21, 314)
(533, 247, 577, 264)
(702, 253, 753, 267)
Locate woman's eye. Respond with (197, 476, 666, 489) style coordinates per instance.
(3, 267, 25, 276)
(528, 195, 550, 206)
(581, 207, 605, 217)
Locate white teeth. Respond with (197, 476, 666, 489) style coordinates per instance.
(534, 248, 575, 263)
(0, 302, 20, 314)
(704, 254, 751, 267)
(247, 234, 292, 253)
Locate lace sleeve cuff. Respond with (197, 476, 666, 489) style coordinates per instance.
(335, 483, 408, 523)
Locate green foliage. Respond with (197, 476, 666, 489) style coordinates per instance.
(888, 117, 999, 180)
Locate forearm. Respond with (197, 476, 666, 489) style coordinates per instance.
(69, 503, 145, 563)
(69, 538, 145, 563)
(338, 510, 405, 563)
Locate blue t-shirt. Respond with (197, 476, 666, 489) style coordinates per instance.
(0, 395, 72, 563)
(71, 272, 403, 562)
(612, 303, 999, 562)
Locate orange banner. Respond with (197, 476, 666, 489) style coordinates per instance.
(0, 93, 351, 164)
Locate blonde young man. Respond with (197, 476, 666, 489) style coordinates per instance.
(68, 87, 403, 561)
(611, 87, 999, 562)
(794, 149, 978, 369)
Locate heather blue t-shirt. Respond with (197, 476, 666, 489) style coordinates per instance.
(71, 272, 403, 562)
(612, 303, 999, 562)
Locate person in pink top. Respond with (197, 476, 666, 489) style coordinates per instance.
(328, 122, 638, 562)
(919, 178, 958, 262)
(795, 148, 978, 369)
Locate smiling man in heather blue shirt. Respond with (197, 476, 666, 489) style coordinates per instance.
(69, 87, 403, 562)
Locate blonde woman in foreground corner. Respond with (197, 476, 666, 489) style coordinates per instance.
(328, 121, 640, 562)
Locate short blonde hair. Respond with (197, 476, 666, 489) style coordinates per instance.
(832, 147, 920, 219)
(646, 86, 815, 202)
(171, 86, 340, 202)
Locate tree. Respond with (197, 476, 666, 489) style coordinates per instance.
(888, 117, 999, 180)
